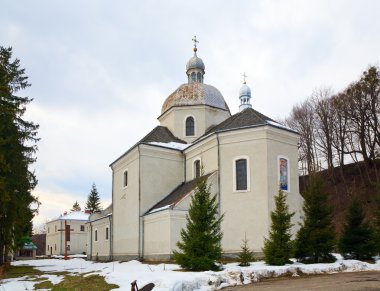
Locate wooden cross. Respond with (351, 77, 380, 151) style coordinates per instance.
(192, 35, 199, 49)
(242, 72, 247, 84)
(57, 220, 74, 260)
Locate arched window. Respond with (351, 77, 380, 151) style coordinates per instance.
(279, 157, 289, 191)
(123, 170, 128, 187)
(194, 160, 201, 179)
(197, 72, 202, 82)
(191, 72, 196, 82)
(186, 116, 195, 136)
(235, 158, 248, 191)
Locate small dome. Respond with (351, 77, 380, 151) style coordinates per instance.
(239, 83, 251, 97)
(186, 54, 205, 72)
(161, 83, 229, 114)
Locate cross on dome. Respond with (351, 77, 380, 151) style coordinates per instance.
(192, 35, 199, 52)
(242, 72, 248, 84)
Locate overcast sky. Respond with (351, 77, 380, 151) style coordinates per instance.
(1, 0, 379, 228)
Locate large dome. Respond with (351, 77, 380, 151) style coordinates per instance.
(161, 82, 230, 114)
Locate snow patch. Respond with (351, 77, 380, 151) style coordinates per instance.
(3, 256, 380, 291)
(147, 142, 190, 150)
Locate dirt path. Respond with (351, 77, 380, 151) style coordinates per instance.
(223, 271, 380, 291)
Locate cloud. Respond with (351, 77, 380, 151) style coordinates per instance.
(1, 0, 379, 228)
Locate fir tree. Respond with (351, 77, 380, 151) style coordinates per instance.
(238, 235, 255, 266)
(0, 47, 39, 266)
(295, 176, 335, 263)
(263, 189, 294, 266)
(173, 174, 223, 271)
(71, 201, 81, 212)
(85, 183, 102, 213)
(339, 196, 377, 260)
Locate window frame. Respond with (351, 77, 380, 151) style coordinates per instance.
(193, 158, 201, 179)
(232, 156, 250, 192)
(105, 227, 109, 241)
(80, 225, 85, 232)
(278, 155, 290, 192)
(123, 169, 128, 188)
(94, 229, 98, 242)
(184, 115, 195, 137)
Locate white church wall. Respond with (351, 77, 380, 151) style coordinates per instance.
(265, 126, 304, 235)
(218, 128, 270, 255)
(143, 211, 172, 259)
(88, 216, 111, 260)
(184, 137, 219, 181)
(112, 147, 140, 259)
(139, 145, 184, 213)
(159, 105, 230, 143)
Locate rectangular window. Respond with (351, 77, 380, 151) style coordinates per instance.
(194, 160, 201, 179)
(47, 245, 49, 251)
(95, 230, 98, 242)
(123, 171, 128, 187)
(106, 227, 109, 241)
(48, 227, 50, 233)
(55, 225, 57, 232)
(236, 159, 247, 190)
(80, 225, 85, 231)
(55, 244, 56, 251)
(279, 158, 289, 191)
(67, 245, 70, 251)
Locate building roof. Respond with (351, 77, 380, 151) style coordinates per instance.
(140, 126, 186, 144)
(22, 242, 37, 250)
(58, 211, 90, 221)
(145, 173, 213, 215)
(160, 83, 230, 115)
(202, 107, 297, 137)
(110, 126, 186, 167)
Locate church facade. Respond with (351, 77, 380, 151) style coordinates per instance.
(87, 42, 304, 261)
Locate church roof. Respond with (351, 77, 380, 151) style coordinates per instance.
(140, 126, 186, 144)
(201, 107, 298, 138)
(160, 83, 230, 116)
(145, 173, 213, 215)
(110, 126, 186, 167)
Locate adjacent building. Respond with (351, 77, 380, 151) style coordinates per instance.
(46, 211, 89, 256)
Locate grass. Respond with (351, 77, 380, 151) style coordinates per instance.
(0, 266, 119, 290)
(49, 274, 119, 290)
(0, 265, 43, 279)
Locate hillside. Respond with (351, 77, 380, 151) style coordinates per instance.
(299, 161, 380, 234)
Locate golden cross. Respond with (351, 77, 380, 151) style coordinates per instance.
(192, 35, 199, 49)
(242, 72, 248, 84)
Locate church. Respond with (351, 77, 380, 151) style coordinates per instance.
(86, 39, 304, 261)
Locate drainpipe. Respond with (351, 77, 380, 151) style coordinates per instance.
(216, 133, 221, 217)
(138, 145, 142, 259)
(108, 215, 112, 261)
(89, 222, 92, 260)
(184, 150, 187, 182)
(111, 170, 114, 261)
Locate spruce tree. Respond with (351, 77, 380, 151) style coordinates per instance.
(339, 197, 377, 260)
(295, 176, 335, 263)
(71, 201, 81, 212)
(0, 47, 39, 266)
(263, 189, 294, 266)
(238, 235, 255, 266)
(85, 183, 102, 213)
(173, 174, 223, 271)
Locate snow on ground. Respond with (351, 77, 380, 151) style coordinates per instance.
(1, 255, 379, 291)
